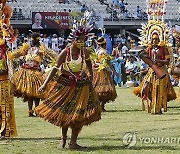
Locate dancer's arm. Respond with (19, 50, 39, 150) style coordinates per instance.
(108, 61, 118, 77)
(8, 43, 30, 59)
(39, 49, 66, 92)
(154, 48, 170, 66)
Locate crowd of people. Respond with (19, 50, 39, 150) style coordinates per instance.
(7, 30, 180, 89)
(0, 0, 180, 151)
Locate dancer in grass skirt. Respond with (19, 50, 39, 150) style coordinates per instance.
(92, 36, 117, 111)
(0, 0, 18, 139)
(35, 11, 101, 149)
(9, 33, 47, 117)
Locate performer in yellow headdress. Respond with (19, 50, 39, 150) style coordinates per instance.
(35, 11, 101, 149)
(133, 0, 176, 114)
(92, 36, 117, 111)
(9, 32, 55, 117)
(0, 0, 18, 139)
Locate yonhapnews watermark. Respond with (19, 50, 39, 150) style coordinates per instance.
(123, 132, 180, 148)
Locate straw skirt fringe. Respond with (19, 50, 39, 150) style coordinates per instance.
(0, 79, 17, 138)
(35, 75, 101, 128)
(93, 69, 117, 103)
(12, 69, 44, 101)
(134, 68, 176, 114)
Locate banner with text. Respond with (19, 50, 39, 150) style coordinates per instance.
(32, 12, 104, 29)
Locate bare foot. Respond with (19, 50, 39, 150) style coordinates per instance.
(60, 137, 66, 149)
(29, 113, 36, 117)
(69, 143, 87, 150)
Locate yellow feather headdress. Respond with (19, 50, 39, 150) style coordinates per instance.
(138, 0, 171, 48)
(0, 0, 18, 44)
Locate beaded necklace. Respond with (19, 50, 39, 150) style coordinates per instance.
(152, 46, 159, 61)
(66, 47, 85, 81)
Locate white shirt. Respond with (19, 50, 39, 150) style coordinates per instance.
(51, 38, 58, 51)
(125, 61, 136, 71)
(58, 37, 64, 46)
(121, 45, 128, 54)
(43, 38, 49, 47)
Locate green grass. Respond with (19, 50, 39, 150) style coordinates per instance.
(0, 87, 179, 154)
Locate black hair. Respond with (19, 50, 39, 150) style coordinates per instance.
(31, 32, 40, 47)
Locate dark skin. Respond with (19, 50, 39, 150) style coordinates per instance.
(39, 40, 93, 90)
(141, 36, 170, 106)
(151, 36, 170, 66)
(39, 35, 93, 149)
(12, 41, 42, 117)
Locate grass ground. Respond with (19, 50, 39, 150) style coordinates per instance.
(0, 87, 179, 154)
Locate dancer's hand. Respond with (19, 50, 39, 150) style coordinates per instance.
(38, 84, 46, 93)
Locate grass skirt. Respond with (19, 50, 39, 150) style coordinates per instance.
(93, 69, 117, 103)
(35, 75, 101, 128)
(134, 67, 176, 114)
(0, 77, 17, 138)
(12, 68, 44, 101)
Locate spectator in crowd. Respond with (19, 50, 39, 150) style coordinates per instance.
(100, 0, 108, 5)
(136, 6, 143, 18)
(125, 56, 137, 82)
(112, 10, 118, 20)
(18, 8, 23, 20)
(58, 34, 64, 51)
(113, 35, 118, 44)
(119, 0, 128, 13)
(80, 4, 87, 13)
(51, 34, 59, 52)
(115, 34, 122, 45)
(121, 34, 126, 44)
(111, 45, 124, 86)
(113, 0, 119, 9)
(136, 6, 148, 19)
(12, 8, 17, 19)
(43, 34, 49, 47)
(121, 42, 128, 56)
(124, 9, 131, 19)
(136, 59, 148, 82)
(40, 34, 44, 43)
(142, 12, 148, 19)
(106, 4, 113, 13)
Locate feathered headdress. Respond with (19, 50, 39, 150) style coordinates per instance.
(0, 0, 18, 80)
(0, 0, 18, 44)
(97, 28, 106, 45)
(67, 11, 94, 42)
(138, 0, 171, 48)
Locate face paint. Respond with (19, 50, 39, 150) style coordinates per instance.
(75, 40, 85, 49)
(152, 34, 160, 46)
